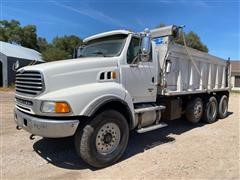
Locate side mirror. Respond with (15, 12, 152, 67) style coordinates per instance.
(166, 60, 172, 73)
(73, 46, 84, 58)
(12, 60, 20, 71)
(73, 47, 77, 58)
(141, 29, 151, 55)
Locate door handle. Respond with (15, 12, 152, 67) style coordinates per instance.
(148, 88, 154, 92)
(130, 63, 139, 68)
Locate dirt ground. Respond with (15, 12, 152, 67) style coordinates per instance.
(0, 91, 239, 180)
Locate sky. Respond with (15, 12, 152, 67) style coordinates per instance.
(1, 0, 240, 60)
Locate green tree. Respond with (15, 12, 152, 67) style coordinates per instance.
(42, 46, 69, 61)
(0, 20, 38, 50)
(41, 35, 82, 61)
(175, 31, 208, 52)
(0, 20, 22, 44)
(52, 35, 82, 58)
(155, 23, 208, 52)
(37, 37, 49, 52)
(21, 25, 38, 50)
(0, 19, 83, 61)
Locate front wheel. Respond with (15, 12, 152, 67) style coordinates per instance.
(74, 110, 129, 168)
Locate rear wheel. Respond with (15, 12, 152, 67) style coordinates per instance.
(218, 95, 228, 119)
(202, 96, 218, 123)
(74, 110, 129, 168)
(185, 97, 203, 123)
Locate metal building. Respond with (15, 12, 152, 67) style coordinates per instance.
(230, 61, 240, 91)
(0, 41, 44, 87)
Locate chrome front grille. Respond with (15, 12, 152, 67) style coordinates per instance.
(15, 70, 44, 96)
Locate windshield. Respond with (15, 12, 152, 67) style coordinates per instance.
(77, 34, 127, 58)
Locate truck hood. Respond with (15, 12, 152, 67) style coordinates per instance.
(20, 57, 119, 94)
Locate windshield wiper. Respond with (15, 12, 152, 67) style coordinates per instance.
(91, 51, 107, 57)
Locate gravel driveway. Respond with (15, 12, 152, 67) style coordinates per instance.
(1, 91, 239, 179)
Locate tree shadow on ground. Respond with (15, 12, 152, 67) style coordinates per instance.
(33, 112, 233, 170)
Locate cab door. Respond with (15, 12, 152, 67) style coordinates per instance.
(121, 37, 157, 103)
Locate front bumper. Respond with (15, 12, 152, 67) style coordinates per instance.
(14, 108, 79, 138)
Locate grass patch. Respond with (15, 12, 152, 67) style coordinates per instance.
(0, 84, 15, 92)
(0, 87, 15, 92)
(230, 91, 240, 97)
(230, 90, 240, 94)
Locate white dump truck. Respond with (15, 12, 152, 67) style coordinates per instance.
(14, 25, 231, 168)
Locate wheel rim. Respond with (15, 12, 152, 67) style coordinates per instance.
(194, 101, 203, 119)
(208, 101, 217, 120)
(95, 122, 121, 155)
(222, 99, 228, 115)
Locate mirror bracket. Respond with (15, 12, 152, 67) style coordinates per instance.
(140, 54, 150, 62)
(165, 59, 172, 73)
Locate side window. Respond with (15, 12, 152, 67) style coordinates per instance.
(127, 37, 140, 64)
(127, 37, 152, 64)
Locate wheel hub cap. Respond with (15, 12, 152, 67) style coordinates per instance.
(96, 122, 121, 155)
(103, 133, 112, 144)
(194, 102, 203, 119)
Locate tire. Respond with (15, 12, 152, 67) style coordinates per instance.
(202, 96, 218, 123)
(218, 95, 228, 119)
(185, 97, 203, 123)
(74, 110, 129, 168)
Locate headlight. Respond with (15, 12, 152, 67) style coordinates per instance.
(41, 101, 71, 113)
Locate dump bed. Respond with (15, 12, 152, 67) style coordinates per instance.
(157, 43, 230, 96)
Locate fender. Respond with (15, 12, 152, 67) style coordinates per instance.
(81, 91, 136, 129)
(83, 95, 127, 116)
(82, 95, 135, 129)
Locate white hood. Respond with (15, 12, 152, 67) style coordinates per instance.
(21, 57, 119, 94)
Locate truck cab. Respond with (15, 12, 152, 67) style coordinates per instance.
(73, 30, 158, 103)
(14, 25, 230, 168)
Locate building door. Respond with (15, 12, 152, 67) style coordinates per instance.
(0, 61, 2, 87)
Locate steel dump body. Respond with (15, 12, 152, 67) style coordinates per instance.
(156, 42, 230, 96)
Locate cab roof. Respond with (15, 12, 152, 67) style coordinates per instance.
(83, 30, 132, 43)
